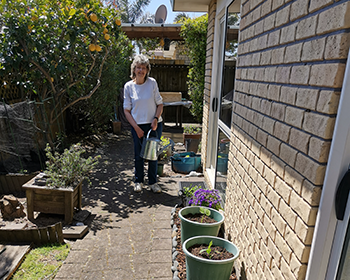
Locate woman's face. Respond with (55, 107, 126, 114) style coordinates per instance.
(134, 63, 148, 80)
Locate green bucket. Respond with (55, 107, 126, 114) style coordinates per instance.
(179, 206, 224, 244)
(183, 236, 240, 280)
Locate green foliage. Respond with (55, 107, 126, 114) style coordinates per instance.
(183, 125, 201, 134)
(200, 240, 213, 259)
(199, 207, 211, 223)
(0, 0, 133, 142)
(12, 243, 70, 280)
(158, 136, 171, 162)
(44, 143, 100, 189)
(183, 184, 201, 198)
(113, 0, 151, 23)
(180, 15, 208, 121)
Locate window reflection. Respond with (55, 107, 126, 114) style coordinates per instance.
(216, 132, 230, 206)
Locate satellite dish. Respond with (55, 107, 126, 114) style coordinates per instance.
(155, 4, 167, 23)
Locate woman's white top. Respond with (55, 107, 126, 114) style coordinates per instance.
(123, 77, 163, 125)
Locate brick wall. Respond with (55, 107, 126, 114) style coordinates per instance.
(223, 0, 349, 279)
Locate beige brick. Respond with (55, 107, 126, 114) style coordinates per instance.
(301, 37, 326, 61)
(280, 257, 297, 280)
(285, 166, 304, 194)
(271, 207, 287, 236)
(309, 0, 333, 12)
(261, 239, 273, 268)
(262, 116, 275, 134)
(268, 30, 281, 47)
(275, 66, 291, 84)
(284, 43, 303, 63)
(280, 23, 298, 44)
(264, 66, 277, 82)
(263, 168, 278, 188)
(290, 253, 308, 280)
(271, 258, 284, 278)
(316, 90, 340, 114)
(317, 2, 350, 35)
(272, 0, 285, 11)
(256, 129, 268, 146)
(264, 214, 277, 241)
(261, 193, 274, 218)
(252, 6, 262, 23)
(255, 157, 266, 177)
(267, 135, 282, 157)
(276, 230, 293, 263)
(302, 111, 336, 139)
(256, 68, 266, 81)
(258, 216, 270, 244)
(267, 236, 282, 267)
(280, 144, 298, 168)
(295, 217, 315, 245)
(252, 53, 261, 66)
(285, 226, 310, 262)
(264, 13, 276, 32)
(308, 137, 331, 163)
(261, 50, 272, 65)
(301, 179, 322, 206)
(258, 35, 268, 51)
(290, 65, 310, 85)
(296, 88, 319, 110)
(271, 155, 285, 179)
(256, 263, 267, 280)
(296, 15, 318, 40)
(274, 121, 291, 142)
(275, 176, 292, 204)
(309, 63, 346, 88)
(289, 128, 311, 154)
(271, 47, 285, 64)
(285, 106, 304, 128)
(325, 33, 350, 60)
(264, 262, 275, 280)
(295, 153, 327, 185)
(276, 5, 290, 27)
(255, 20, 265, 36)
(279, 198, 297, 228)
(261, 0, 272, 16)
(290, 190, 318, 225)
(290, 0, 309, 21)
(251, 38, 260, 52)
(271, 103, 286, 121)
(280, 86, 297, 105)
(261, 99, 273, 115)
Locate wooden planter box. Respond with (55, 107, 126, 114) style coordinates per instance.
(22, 173, 82, 224)
(183, 133, 202, 153)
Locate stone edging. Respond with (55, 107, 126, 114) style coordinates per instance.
(171, 204, 180, 280)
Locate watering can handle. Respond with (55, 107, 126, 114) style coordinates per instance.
(146, 129, 158, 139)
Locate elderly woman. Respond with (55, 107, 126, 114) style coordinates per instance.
(123, 55, 163, 193)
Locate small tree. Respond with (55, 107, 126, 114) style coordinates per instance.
(179, 15, 208, 122)
(0, 0, 133, 146)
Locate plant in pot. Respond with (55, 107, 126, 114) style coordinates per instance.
(183, 235, 240, 280)
(179, 188, 224, 243)
(183, 125, 202, 153)
(23, 143, 100, 224)
(157, 136, 172, 176)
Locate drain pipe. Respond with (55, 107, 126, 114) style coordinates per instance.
(306, 49, 350, 279)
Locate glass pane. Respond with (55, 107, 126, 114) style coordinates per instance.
(219, 5, 239, 128)
(215, 130, 230, 207)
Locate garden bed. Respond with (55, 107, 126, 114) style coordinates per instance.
(171, 206, 237, 280)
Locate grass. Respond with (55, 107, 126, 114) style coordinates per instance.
(11, 243, 70, 280)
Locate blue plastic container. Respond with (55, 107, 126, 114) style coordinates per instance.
(217, 153, 228, 174)
(171, 152, 201, 174)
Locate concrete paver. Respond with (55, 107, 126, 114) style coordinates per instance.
(55, 130, 183, 280)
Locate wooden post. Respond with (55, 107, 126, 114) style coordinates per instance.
(64, 192, 73, 224)
(26, 189, 34, 221)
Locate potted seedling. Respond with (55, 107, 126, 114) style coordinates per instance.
(183, 125, 202, 153)
(23, 143, 100, 224)
(183, 235, 240, 280)
(179, 188, 224, 243)
(157, 136, 173, 176)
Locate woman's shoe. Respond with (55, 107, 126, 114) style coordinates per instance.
(134, 182, 142, 192)
(150, 183, 162, 193)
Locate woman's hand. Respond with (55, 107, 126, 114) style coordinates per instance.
(151, 118, 158, 131)
(136, 126, 144, 138)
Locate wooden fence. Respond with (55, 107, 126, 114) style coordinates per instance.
(0, 222, 64, 245)
(0, 173, 39, 195)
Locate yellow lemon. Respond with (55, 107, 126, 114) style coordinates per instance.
(51, 77, 54, 82)
(104, 34, 110, 40)
(89, 44, 96, 51)
(115, 19, 121, 26)
(95, 45, 102, 52)
(90, 13, 97, 22)
(185, 155, 190, 158)
(103, 28, 108, 34)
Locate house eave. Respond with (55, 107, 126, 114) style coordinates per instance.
(170, 0, 211, 12)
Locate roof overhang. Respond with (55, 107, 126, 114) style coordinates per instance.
(170, 0, 211, 12)
(121, 23, 183, 40)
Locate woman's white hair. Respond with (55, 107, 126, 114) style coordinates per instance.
(130, 54, 151, 80)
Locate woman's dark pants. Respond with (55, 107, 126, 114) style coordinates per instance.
(131, 122, 163, 185)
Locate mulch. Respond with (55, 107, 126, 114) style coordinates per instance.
(173, 207, 237, 280)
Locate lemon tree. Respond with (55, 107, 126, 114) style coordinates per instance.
(0, 0, 133, 145)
